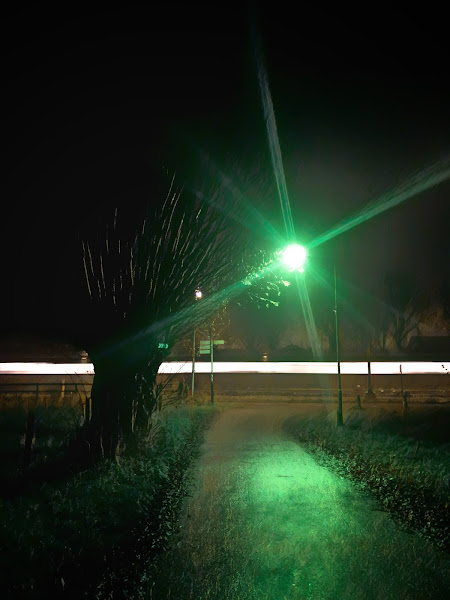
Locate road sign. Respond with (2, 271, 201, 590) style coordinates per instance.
(199, 340, 224, 354)
(199, 340, 211, 355)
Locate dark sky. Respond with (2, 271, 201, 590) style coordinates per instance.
(1, 4, 449, 342)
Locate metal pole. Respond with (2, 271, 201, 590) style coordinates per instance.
(210, 326, 214, 404)
(367, 360, 373, 394)
(191, 327, 195, 399)
(334, 265, 343, 426)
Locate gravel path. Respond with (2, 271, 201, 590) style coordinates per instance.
(150, 403, 450, 599)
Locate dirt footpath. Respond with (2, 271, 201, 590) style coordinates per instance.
(150, 403, 450, 600)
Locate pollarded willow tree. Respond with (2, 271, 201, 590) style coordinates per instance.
(81, 174, 276, 458)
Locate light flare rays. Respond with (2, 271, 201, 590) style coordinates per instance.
(190, 150, 285, 247)
(295, 273, 322, 359)
(96, 259, 283, 363)
(253, 30, 295, 242)
(253, 31, 324, 355)
(309, 157, 450, 249)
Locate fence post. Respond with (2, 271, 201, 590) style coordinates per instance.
(78, 385, 86, 421)
(402, 391, 409, 422)
(23, 411, 36, 473)
(365, 361, 376, 402)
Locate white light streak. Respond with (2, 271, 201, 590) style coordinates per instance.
(0, 363, 95, 375)
(0, 362, 448, 376)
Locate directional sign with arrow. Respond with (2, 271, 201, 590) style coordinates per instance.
(199, 340, 224, 354)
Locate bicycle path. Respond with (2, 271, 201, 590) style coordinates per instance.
(150, 403, 450, 599)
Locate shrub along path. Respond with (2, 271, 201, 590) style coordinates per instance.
(0, 406, 217, 599)
(149, 403, 450, 600)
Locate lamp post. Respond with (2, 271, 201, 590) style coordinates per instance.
(191, 288, 203, 399)
(334, 266, 343, 426)
(281, 244, 343, 426)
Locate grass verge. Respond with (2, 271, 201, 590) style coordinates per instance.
(282, 404, 450, 553)
(0, 404, 217, 599)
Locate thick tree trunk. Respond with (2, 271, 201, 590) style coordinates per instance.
(88, 353, 161, 459)
(89, 363, 121, 459)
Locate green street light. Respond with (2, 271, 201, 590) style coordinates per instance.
(280, 243, 343, 427)
(281, 243, 307, 272)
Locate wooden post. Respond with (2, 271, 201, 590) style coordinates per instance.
(23, 411, 36, 472)
(402, 391, 409, 422)
(80, 385, 86, 422)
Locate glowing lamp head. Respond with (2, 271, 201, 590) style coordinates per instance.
(195, 288, 203, 300)
(281, 244, 307, 272)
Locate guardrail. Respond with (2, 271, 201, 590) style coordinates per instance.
(1, 362, 448, 408)
(0, 382, 92, 417)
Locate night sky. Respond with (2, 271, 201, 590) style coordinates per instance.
(1, 5, 449, 345)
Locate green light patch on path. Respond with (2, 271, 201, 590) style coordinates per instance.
(148, 407, 450, 600)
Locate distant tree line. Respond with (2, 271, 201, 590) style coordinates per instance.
(172, 270, 449, 360)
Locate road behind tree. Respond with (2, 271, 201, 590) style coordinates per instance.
(150, 403, 450, 600)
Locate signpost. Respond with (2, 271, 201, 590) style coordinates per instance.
(199, 338, 224, 404)
(209, 327, 214, 404)
(191, 289, 203, 404)
(191, 328, 196, 399)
